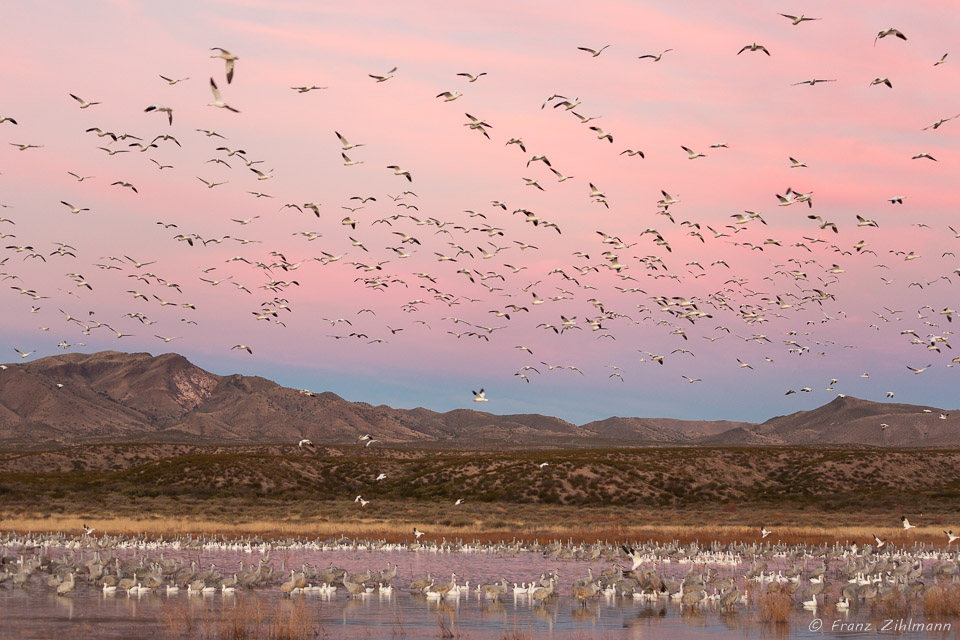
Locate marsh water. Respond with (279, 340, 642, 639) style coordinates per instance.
(1, 546, 954, 639)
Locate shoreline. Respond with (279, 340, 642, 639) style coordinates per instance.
(1, 515, 953, 548)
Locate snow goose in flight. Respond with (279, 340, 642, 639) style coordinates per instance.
(291, 85, 326, 93)
(231, 344, 253, 354)
(789, 157, 807, 168)
(638, 49, 672, 61)
(464, 113, 492, 137)
(923, 115, 959, 130)
(808, 215, 838, 233)
(791, 78, 836, 86)
(60, 201, 89, 214)
(875, 28, 907, 45)
(210, 48, 238, 83)
(869, 77, 892, 88)
(387, 165, 412, 181)
(589, 126, 613, 143)
(208, 78, 239, 112)
(505, 137, 526, 151)
(577, 45, 609, 57)
(935, 53, 949, 66)
(737, 43, 770, 55)
(472, 388, 488, 402)
(341, 152, 363, 166)
(159, 75, 189, 85)
(196, 128, 226, 138)
(298, 439, 317, 453)
(144, 104, 174, 125)
(779, 14, 820, 25)
(369, 66, 397, 82)
(197, 177, 228, 189)
(334, 131, 366, 151)
(111, 181, 138, 193)
(946, 531, 959, 545)
(69, 93, 100, 108)
(901, 516, 916, 530)
(436, 91, 462, 102)
(457, 71, 487, 82)
(681, 145, 705, 159)
(0, 116, 17, 125)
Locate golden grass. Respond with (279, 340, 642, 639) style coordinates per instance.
(1, 512, 954, 547)
(875, 590, 912, 618)
(157, 598, 320, 640)
(756, 591, 791, 624)
(923, 584, 960, 618)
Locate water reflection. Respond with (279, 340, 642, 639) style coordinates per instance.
(1, 546, 958, 639)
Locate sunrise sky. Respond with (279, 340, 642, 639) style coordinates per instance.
(1, 0, 958, 423)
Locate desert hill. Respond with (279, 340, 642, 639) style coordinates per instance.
(0, 351, 954, 448)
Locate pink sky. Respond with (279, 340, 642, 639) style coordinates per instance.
(1, 0, 959, 423)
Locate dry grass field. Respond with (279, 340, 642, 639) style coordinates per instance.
(2, 444, 959, 545)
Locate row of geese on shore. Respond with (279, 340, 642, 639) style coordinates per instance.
(2, 531, 960, 609)
(6, 528, 960, 559)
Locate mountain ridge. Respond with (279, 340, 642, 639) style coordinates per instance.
(0, 351, 954, 448)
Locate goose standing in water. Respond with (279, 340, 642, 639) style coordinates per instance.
(572, 580, 600, 606)
(531, 578, 555, 604)
(56, 573, 75, 596)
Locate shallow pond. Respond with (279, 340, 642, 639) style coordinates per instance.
(1, 546, 955, 639)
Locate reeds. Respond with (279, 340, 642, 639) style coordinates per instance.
(923, 584, 960, 618)
(157, 599, 320, 640)
(756, 591, 791, 624)
(875, 590, 912, 618)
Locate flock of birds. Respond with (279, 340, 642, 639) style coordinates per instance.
(3, 527, 960, 619)
(1, 12, 958, 424)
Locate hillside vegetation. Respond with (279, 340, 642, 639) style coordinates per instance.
(2, 445, 959, 532)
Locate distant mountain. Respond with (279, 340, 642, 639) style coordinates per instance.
(0, 351, 647, 447)
(0, 351, 955, 448)
(578, 417, 752, 442)
(696, 395, 956, 447)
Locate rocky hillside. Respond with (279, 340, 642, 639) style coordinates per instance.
(0, 351, 955, 448)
